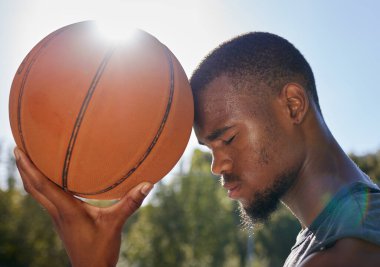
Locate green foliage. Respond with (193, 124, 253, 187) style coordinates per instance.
(0, 189, 69, 267)
(350, 150, 380, 184)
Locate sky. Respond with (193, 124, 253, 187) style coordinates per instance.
(1, 0, 379, 187)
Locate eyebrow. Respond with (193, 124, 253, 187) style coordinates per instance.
(198, 126, 234, 145)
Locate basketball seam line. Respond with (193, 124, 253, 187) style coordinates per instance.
(62, 47, 115, 190)
(68, 45, 175, 196)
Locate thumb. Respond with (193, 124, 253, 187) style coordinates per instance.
(110, 182, 154, 227)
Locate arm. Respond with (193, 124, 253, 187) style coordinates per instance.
(14, 148, 153, 267)
(300, 238, 380, 267)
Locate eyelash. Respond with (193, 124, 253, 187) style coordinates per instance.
(224, 135, 236, 145)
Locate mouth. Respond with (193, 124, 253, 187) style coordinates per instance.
(223, 183, 241, 199)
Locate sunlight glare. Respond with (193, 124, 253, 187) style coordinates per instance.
(95, 19, 137, 44)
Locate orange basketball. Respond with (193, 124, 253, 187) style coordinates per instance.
(9, 21, 193, 199)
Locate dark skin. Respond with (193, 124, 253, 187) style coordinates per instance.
(14, 147, 153, 267)
(14, 73, 380, 266)
(193, 75, 380, 266)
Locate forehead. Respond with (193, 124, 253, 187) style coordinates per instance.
(193, 75, 261, 137)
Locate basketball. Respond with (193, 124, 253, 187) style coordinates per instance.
(9, 21, 193, 200)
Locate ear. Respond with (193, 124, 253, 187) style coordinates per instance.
(281, 83, 309, 124)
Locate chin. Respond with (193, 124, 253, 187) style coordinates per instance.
(238, 168, 300, 230)
(240, 194, 280, 228)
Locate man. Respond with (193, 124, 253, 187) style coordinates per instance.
(14, 32, 380, 266)
(190, 32, 380, 266)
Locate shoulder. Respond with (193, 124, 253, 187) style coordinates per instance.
(299, 238, 380, 267)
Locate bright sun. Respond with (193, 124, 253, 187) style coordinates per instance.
(95, 15, 138, 44)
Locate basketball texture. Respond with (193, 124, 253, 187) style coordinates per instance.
(9, 21, 193, 199)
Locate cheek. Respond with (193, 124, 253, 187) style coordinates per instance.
(264, 141, 304, 182)
(234, 139, 289, 193)
(232, 138, 274, 177)
(229, 121, 284, 179)
(247, 133, 274, 168)
(231, 129, 269, 166)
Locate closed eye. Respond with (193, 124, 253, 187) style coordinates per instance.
(224, 135, 236, 145)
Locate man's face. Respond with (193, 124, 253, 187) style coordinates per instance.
(193, 75, 304, 227)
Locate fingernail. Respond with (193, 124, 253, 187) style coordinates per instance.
(141, 183, 154, 196)
(14, 148, 20, 161)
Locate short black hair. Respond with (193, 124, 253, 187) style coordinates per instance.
(190, 32, 321, 113)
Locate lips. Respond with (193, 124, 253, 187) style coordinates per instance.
(223, 182, 241, 199)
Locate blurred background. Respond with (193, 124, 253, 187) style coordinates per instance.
(1, 0, 379, 266)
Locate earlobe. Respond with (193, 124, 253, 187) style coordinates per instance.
(282, 83, 309, 124)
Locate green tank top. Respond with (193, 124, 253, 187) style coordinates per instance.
(284, 181, 380, 267)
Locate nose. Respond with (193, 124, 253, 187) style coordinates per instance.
(211, 149, 233, 175)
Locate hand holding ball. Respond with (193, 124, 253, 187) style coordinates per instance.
(9, 21, 193, 199)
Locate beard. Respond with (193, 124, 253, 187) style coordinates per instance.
(238, 168, 299, 231)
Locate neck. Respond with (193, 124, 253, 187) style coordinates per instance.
(281, 113, 369, 229)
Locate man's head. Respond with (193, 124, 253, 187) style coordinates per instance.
(191, 32, 320, 227)
(191, 32, 320, 114)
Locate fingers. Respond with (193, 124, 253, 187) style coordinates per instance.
(14, 147, 78, 218)
(109, 182, 154, 228)
(15, 146, 154, 233)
